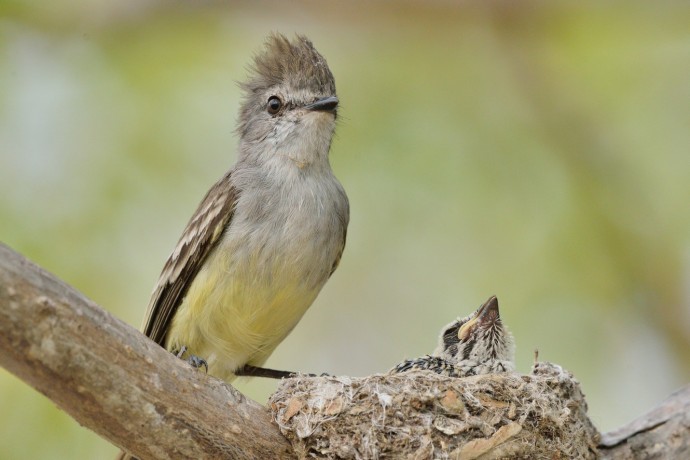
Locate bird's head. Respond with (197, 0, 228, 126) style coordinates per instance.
(236, 34, 338, 168)
(434, 295, 515, 376)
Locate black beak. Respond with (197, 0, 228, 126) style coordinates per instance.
(304, 96, 339, 113)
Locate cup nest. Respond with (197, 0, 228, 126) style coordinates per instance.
(269, 362, 600, 459)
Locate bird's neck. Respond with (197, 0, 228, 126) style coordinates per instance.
(238, 137, 333, 174)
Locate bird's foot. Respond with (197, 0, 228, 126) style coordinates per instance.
(173, 345, 208, 373)
(235, 364, 294, 379)
(235, 364, 328, 379)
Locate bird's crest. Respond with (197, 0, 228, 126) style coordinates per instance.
(241, 33, 336, 97)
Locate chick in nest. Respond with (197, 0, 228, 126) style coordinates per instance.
(392, 295, 515, 377)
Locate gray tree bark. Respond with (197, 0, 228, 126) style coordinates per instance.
(0, 243, 293, 460)
(598, 385, 690, 459)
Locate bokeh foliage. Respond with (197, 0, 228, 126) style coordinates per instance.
(1, 1, 689, 458)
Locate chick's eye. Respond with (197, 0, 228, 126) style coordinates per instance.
(267, 96, 282, 115)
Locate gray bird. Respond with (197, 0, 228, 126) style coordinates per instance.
(393, 296, 515, 377)
(117, 31, 348, 460)
(140, 33, 349, 382)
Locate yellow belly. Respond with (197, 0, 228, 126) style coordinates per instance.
(165, 244, 321, 382)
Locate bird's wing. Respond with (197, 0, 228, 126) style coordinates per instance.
(328, 189, 349, 277)
(141, 171, 237, 346)
(329, 225, 347, 277)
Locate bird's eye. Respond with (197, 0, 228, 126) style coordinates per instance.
(267, 96, 282, 115)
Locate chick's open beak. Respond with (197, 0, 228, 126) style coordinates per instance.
(477, 295, 500, 324)
(458, 295, 500, 340)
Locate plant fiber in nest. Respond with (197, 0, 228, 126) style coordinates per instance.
(269, 362, 600, 459)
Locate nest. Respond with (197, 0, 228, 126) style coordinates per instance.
(269, 362, 600, 459)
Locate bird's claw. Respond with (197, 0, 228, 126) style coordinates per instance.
(173, 345, 208, 373)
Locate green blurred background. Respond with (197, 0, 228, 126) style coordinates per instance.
(1, 1, 689, 458)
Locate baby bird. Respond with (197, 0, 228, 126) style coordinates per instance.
(393, 295, 515, 377)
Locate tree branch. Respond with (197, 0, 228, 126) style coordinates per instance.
(0, 242, 293, 460)
(598, 384, 690, 458)
(1, 241, 689, 459)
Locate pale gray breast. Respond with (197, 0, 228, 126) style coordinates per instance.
(224, 165, 348, 289)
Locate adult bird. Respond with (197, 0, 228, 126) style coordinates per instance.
(141, 33, 349, 383)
